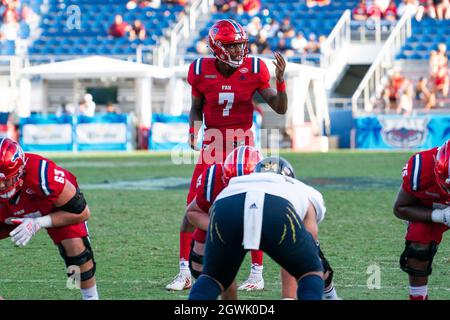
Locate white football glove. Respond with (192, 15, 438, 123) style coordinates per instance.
(431, 207, 450, 227)
(9, 216, 52, 247)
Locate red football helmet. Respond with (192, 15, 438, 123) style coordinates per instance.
(435, 139, 450, 193)
(0, 138, 26, 200)
(208, 19, 249, 68)
(223, 146, 264, 180)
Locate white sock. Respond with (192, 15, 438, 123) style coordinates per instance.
(323, 284, 338, 299)
(81, 284, 99, 300)
(180, 259, 190, 274)
(251, 264, 263, 275)
(409, 285, 427, 298)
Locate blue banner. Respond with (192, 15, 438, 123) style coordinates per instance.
(20, 113, 131, 152)
(356, 115, 450, 149)
(149, 113, 263, 151)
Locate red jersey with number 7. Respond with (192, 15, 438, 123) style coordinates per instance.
(187, 56, 271, 133)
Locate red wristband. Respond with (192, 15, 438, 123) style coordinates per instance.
(189, 127, 195, 135)
(276, 80, 286, 92)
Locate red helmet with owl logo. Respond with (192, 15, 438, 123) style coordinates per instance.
(208, 19, 249, 68)
(0, 138, 26, 200)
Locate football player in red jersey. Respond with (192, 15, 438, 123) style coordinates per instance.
(0, 138, 99, 300)
(394, 139, 450, 300)
(166, 18, 287, 291)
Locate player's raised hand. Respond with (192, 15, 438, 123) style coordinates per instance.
(272, 52, 286, 82)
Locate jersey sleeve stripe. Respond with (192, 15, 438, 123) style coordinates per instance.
(252, 57, 259, 74)
(237, 146, 245, 176)
(195, 58, 203, 75)
(206, 165, 216, 202)
(39, 160, 52, 196)
(411, 154, 421, 192)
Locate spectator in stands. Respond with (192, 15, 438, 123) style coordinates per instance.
(213, 0, 239, 13)
(353, 0, 369, 20)
(241, 0, 261, 16)
(277, 17, 295, 39)
(0, 9, 19, 41)
(252, 29, 270, 54)
(366, 0, 383, 21)
(196, 36, 209, 55)
(307, 0, 331, 7)
(246, 16, 263, 38)
(432, 43, 449, 97)
(108, 14, 131, 38)
(318, 35, 327, 53)
(78, 94, 96, 117)
(435, 0, 450, 19)
(20, 4, 39, 30)
(382, 67, 407, 112)
(263, 18, 279, 39)
(421, 0, 437, 19)
(129, 20, 146, 41)
(305, 33, 320, 53)
(415, 77, 436, 109)
(397, 80, 414, 115)
(291, 31, 308, 55)
(1, 1, 19, 22)
(383, 0, 398, 21)
(398, 0, 424, 21)
(105, 102, 119, 114)
(127, 0, 161, 9)
(275, 38, 294, 57)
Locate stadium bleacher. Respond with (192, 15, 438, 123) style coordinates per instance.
(397, 18, 450, 60)
(27, 0, 184, 62)
(186, 0, 359, 64)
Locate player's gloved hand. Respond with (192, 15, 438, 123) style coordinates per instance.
(431, 207, 450, 227)
(9, 216, 52, 247)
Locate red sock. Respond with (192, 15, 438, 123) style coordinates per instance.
(251, 250, 263, 266)
(409, 295, 428, 300)
(180, 231, 193, 261)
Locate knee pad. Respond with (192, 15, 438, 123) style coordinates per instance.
(400, 241, 437, 277)
(189, 240, 204, 279)
(58, 237, 96, 281)
(318, 245, 334, 288)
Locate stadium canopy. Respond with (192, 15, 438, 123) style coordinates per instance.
(21, 55, 173, 79)
(20, 56, 173, 127)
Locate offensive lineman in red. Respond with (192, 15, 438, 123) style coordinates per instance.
(166, 19, 287, 291)
(394, 139, 450, 300)
(0, 138, 99, 300)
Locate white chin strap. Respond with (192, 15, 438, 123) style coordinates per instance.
(0, 188, 16, 199)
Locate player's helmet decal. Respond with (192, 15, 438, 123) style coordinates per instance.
(208, 19, 249, 68)
(0, 138, 26, 200)
(223, 146, 263, 180)
(435, 139, 450, 193)
(254, 156, 296, 178)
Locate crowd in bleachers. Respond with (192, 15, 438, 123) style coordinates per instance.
(383, 43, 448, 114)
(0, 0, 39, 45)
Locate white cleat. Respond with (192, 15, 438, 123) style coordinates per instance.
(165, 272, 192, 291)
(238, 274, 264, 291)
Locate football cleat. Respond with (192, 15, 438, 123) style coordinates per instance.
(165, 272, 192, 291)
(238, 273, 264, 291)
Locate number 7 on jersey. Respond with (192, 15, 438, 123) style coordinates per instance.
(219, 92, 234, 117)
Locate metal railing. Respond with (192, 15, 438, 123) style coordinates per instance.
(351, 13, 412, 114)
(149, 0, 214, 67)
(320, 10, 351, 70)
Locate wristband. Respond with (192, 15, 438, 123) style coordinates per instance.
(189, 127, 195, 135)
(37, 215, 53, 228)
(276, 80, 286, 92)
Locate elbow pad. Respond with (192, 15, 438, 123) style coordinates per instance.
(59, 188, 87, 214)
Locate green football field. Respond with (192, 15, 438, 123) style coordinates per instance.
(1, 150, 450, 300)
